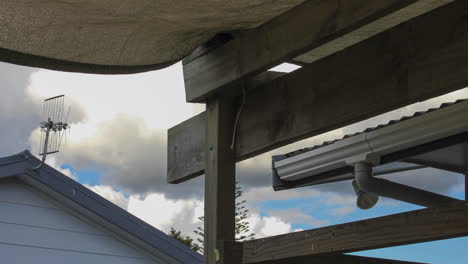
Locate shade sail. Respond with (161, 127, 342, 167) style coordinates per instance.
(0, 0, 304, 74)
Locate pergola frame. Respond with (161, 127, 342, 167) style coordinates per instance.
(168, 1, 468, 263)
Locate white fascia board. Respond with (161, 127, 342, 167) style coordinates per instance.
(276, 100, 468, 182)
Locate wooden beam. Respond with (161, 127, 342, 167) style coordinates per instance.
(294, 0, 454, 64)
(204, 95, 238, 264)
(216, 241, 427, 263)
(167, 71, 285, 184)
(213, 241, 428, 263)
(243, 202, 468, 263)
(236, 0, 468, 160)
(183, 0, 454, 102)
(168, 0, 468, 183)
(167, 111, 206, 183)
(253, 254, 427, 264)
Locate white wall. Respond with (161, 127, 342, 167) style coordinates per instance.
(0, 178, 161, 264)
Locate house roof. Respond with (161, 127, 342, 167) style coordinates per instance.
(272, 99, 468, 190)
(0, 1, 303, 74)
(279, 99, 468, 160)
(0, 151, 203, 264)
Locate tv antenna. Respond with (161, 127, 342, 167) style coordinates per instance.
(33, 95, 71, 170)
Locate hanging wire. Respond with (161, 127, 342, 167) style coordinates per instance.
(39, 127, 44, 155)
(230, 85, 247, 151)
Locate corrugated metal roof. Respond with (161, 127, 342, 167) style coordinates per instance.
(283, 99, 468, 159)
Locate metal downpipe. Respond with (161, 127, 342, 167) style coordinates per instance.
(354, 162, 461, 207)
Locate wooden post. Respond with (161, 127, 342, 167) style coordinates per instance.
(465, 173, 467, 201)
(464, 144, 467, 201)
(204, 95, 237, 263)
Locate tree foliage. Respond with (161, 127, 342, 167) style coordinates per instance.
(168, 182, 254, 255)
(234, 183, 255, 241)
(168, 227, 201, 252)
(194, 182, 255, 253)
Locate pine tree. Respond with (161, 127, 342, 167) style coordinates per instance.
(168, 227, 201, 252)
(194, 182, 255, 253)
(193, 216, 205, 254)
(234, 183, 255, 241)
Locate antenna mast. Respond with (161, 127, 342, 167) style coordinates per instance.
(34, 95, 70, 170)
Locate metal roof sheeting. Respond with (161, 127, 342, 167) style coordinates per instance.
(272, 99, 468, 191)
(281, 99, 468, 160)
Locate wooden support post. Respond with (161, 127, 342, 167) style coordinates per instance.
(218, 241, 243, 264)
(465, 173, 467, 201)
(204, 95, 238, 263)
(464, 145, 468, 201)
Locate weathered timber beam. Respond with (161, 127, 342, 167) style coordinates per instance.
(168, 0, 468, 183)
(294, 0, 454, 64)
(183, 0, 454, 102)
(218, 241, 426, 264)
(243, 202, 468, 263)
(167, 72, 285, 183)
(253, 254, 427, 264)
(167, 111, 206, 183)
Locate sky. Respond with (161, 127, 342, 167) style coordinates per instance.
(1, 61, 467, 263)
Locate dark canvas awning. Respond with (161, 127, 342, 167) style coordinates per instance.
(0, 0, 304, 74)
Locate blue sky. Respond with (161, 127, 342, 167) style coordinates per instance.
(353, 192, 468, 264)
(253, 186, 467, 263)
(62, 164, 102, 186)
(67, 158, 467, 263)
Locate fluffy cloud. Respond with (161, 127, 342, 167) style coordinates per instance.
(25, 63, 206, 199)
(85, 184, 129, 209)
(265, 208, 328, 227)
(379, 168, 463, 196)
(1, 59, 467, 242)
(45, 156, 77, 180)
(243, 186, 320, 204)
(330, 206, 355, 216)
(251, 215, 292, 237)
(128, 193, 204, 235)
(0, 63, 39, 156)
(84, 184, 295, 239)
